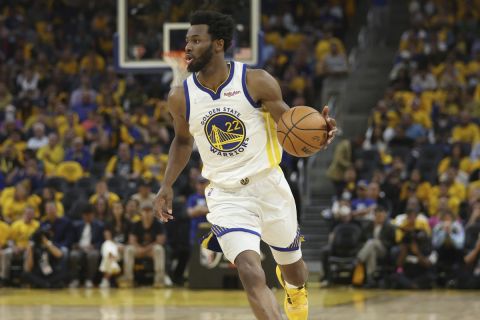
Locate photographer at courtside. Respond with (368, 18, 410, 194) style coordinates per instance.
(23, 226, 68, 288)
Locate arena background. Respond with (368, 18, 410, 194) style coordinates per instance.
(0, 0, 480, 319)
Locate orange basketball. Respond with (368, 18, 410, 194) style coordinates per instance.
(276, 106, 328, 157)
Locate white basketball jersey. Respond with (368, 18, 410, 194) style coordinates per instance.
(183, 61, 282, 188)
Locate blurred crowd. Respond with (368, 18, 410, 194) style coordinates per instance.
(324, 0, 480, 289)
(0, 0, 350, 289)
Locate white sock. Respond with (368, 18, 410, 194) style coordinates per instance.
(285, 280, 303, 289)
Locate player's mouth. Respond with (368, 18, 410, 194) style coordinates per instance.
(185, 54, 193, 65)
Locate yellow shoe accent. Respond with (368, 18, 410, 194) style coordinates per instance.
(275, 266, 308, 320)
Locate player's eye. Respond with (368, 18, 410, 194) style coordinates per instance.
(194, 39, 200, 44)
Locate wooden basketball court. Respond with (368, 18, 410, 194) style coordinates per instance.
(1, 285, 478, 319)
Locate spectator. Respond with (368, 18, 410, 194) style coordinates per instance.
(142, 144, 168, 183)
(80, 49, 106, 74)
(131, 180, 156, 209)
(391, 229, 436, 289)
(27, 122, 49, 151)
(458, 209, 480, 289)
(322, 204, 363, 283)
(451, 111, 479, 145)
(123, 203, 167, 288)
(89, 180, 120, 207)
(187, 176, 209, 246)
(9, 207, 40, 260)
(354, 206, 396, 287)
(64, 137, 92, 171)
(2, 182, 39, 223)
(94, 196, 110, 222)
(432, 210, 465, 286)
(105, 143, 142, 180)
(0, 82, 13, 113)
(36, 133, 65, 176)
(367, 181, 391, 212)
(99, 201, 129, 289)
(41, 200, 73, 251)
(69, 204, 104, 288)
(69, 75, 97, 109)
(321, 42, 349, 76)
(0, 218, 11, 286)
(38, 187, 65, 221)
(326, 139, 352, 196)
(23, 226, 67, 288)
(16, 66, 40, 100)
(410, 68, 437, 91)
(351, 180, 376, 222)
(437, 143, 471, 176)
(125, 198, 141, 222)
(394, 197, 431, 244)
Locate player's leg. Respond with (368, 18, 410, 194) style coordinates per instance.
(270, 246, 309, 320)
(277, 258, 308, 287)
(217, 231, 282, 320)
(235, 250, 282, 320)
(260, 169, 309, 319)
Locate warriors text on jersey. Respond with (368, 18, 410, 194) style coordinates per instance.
(183, 61, 282, 188)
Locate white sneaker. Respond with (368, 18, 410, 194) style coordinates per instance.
(69, 279, 80, 288)
(99, 278, 110, 289)
(85, 280, 94, 289)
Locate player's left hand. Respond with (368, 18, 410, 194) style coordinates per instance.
(321, 105, 338, 147)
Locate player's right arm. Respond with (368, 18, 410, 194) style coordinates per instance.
(154, 87, 194, 222)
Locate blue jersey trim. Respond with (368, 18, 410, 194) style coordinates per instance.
(183, 80, 190, 122)
(242, 64, 259, 108)
(269, 229, 302, 252)
(192, 62, 235, 100)
(269, 244, 300, 252)
(211, 225, 261, 238)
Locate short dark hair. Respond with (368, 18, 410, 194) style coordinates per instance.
(82, 203, 95, 215)
(190, 10, 235, 52)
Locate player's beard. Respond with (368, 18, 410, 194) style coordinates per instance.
(187, 44, 214, 73)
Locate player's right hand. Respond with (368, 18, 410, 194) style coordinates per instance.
(154, 185, 174, 223)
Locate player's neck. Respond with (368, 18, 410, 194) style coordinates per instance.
(197, 58, 230, 92)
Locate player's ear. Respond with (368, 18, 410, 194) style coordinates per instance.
(214, 39, 224, 52)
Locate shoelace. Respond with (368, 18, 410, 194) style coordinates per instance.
(286, 287, 307, 307)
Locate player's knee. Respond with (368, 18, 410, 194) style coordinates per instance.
(236, 257, 266, 290)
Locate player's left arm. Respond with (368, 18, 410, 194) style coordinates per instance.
(246, 69, 337, 145)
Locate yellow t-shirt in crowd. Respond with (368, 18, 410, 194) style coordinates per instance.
(394, 213, 431, 243)
(142, 153, 168, 182)
(452, 123, 480, 144)
(0, 221, 10, 247)
(37, 144, 65, 175)
(10, 219, 40, 249)
(437, 156, 472, 175)
(56, 59, 78, 75)
(2, 195, 41, 222)
(89, 192, 120, 207)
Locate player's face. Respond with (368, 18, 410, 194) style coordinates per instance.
(185, 25, 215, 72)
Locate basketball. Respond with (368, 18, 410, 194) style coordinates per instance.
(276, 106, 328, 157)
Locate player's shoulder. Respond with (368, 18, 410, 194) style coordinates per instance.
(245, 67, 274, 82)
(244, 66, 281, 100)
(167, 86, 187, 116)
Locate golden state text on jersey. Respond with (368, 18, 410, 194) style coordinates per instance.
(183, 61, 282, 188)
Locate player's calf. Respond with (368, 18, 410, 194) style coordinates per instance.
(235, 250, 282, 320)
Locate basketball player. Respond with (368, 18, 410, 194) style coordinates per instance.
(154, 11, 337, 320)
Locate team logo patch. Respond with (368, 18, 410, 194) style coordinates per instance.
(204, 112, 247, 152)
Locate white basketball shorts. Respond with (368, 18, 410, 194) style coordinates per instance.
(205, 167, 302, 265)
